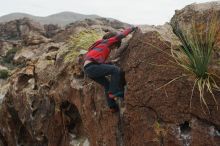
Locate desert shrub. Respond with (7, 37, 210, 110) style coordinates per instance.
(65, 29, 102, 63)
(69, 29, 102, 50)
(0, 69, 9, 79)
(2, 47, 19, 64)
(171, 13, 220, 113)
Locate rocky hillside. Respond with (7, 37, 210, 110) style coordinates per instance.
(0, 12, 100, 27)
(0, 1, 220, 146)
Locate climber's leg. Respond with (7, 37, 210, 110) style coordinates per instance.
(90, 76, 118, 109)
(84, 63, 122, 95)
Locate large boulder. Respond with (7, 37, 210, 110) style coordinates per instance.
(0, 17, 131, 146)
(119, 29, 220, 146)
(13, 42, 65, 65)
(170, 1, 220, 47)
(44, 24, 62, 38)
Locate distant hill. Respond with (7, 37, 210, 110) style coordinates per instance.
(0, 12, 101, 27)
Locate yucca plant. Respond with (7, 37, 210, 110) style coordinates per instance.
(171, 13, 220, 113)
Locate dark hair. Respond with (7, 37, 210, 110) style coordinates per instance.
(103, 32, 121, 48)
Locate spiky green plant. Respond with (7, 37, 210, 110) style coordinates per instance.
(171, 13, 220, 113)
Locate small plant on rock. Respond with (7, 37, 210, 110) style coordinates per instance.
(3, 47, 19, 64)
(0, 69, 9, 79)
(171, 13, 220, 113)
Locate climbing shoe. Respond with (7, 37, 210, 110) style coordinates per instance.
(109, 105, 119, 113)
(109, 93, 117, 100)
(109, 91, 124, 101)
(109, 108, 118, 113)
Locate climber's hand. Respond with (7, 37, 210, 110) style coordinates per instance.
(132, 26, 139, 32)
(105, 58, 119, 65)
(134, 26, 140, 32)
(111, 58, 120, 63)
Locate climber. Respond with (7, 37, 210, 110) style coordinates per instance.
(83, 26, 138, 113)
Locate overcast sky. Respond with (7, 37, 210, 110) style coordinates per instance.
(0, 0, 212, 25)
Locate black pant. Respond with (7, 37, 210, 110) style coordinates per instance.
(84, 63, 123, 108)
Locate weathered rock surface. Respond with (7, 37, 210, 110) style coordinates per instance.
(44, 24, 62, 38)
(0, 1, 220, 146)
(170, 1, 220, 46)
(0, 40, 20, 57)
(0, 16, 132, 146)
(52, 18, 130, 42)
(13, 42, 65, 65)
(171, 1, 220, 28)
(119, 30, 220, 146)
(0, 18, 50, 45)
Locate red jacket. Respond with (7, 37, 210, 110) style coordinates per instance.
(85, 27, 135, 63)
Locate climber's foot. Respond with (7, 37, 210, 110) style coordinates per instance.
(109, 91, 124, 101)
(109, 93, 117, 101)
(109, 106, 119, 113)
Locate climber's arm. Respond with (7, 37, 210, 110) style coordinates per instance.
(106, 27, 136, 46)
